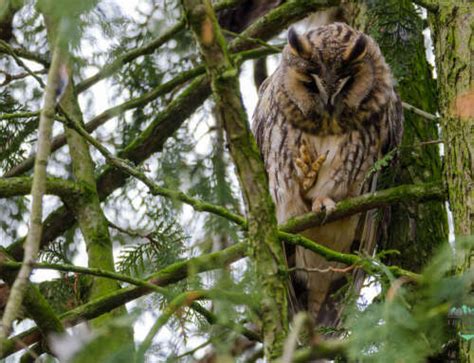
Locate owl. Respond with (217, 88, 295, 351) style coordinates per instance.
(252, 23, 403, 326)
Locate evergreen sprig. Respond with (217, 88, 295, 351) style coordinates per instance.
(116, 211, 187, 278)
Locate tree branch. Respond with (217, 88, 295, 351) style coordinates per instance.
(0, 242, 247, 357)
(181, 1, 341, 358)
(0, 44, 49, 66)
(0, 40, 64, 349)
(75, 0, 244, 93)
(5, 0, 344, 262)
(3, 45, 278, 178)
(402, 102, 438, 121)
(1, 222, 420, 359)
(280, 182, 447, 234)
(0, 177, 82, 200)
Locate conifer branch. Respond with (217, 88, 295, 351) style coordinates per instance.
(1, 225, 419, 358)
(136, 290, 207, 360)
(0, 44, 49, 66)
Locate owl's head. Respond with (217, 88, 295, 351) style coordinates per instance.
(280, 23, 392, 130)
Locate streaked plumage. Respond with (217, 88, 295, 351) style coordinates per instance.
(252, 22, 403, 325)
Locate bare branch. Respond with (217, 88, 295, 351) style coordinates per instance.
(402, 101, 438, 121)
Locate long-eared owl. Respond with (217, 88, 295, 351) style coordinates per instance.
(252, 22, 403, 325)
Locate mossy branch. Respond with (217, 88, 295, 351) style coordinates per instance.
(1, 224, 420, 358)
(23, 94, 439, 282)
(3, 46, 279, 178)
(0, 43, 64, 349)
(0, 177, 82, 200)
(280, 182, 446, 233)
(0, 252, 65, 349)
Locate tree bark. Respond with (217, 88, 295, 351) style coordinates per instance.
(39, 4, 134, 359)
(347, 0, 449, 272)
(427, 2, 473, 361)
(181, 0, 287, 358)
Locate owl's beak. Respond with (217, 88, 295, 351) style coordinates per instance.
(330, 76, 351, 106)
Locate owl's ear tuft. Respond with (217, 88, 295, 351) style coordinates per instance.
(343, 34, 368, 63)
(288, 27, 312, 59)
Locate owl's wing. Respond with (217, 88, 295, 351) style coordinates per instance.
(351, 92, 404, 302)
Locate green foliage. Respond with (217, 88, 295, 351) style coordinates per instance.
(38, 238, 91, 314)
(364, 148, 397, 183)
(0, 92, 38, 172)
(39, 238, 73, 265)
(365, 0, 424, 80)
(116, 210, 187, 278)
(346, 240, 473, 362)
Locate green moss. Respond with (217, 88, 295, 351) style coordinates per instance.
(356, 0, 449, 271)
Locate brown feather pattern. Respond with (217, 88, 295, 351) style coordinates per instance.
(252, 22, 403, 326)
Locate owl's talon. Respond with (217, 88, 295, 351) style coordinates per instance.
(294, 145, 327, 192)
(312, 197, 336, 214)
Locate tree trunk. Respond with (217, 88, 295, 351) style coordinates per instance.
(346, 0, 448, 272)
(428, 2, 473, 361)
(39, 3, 134, 359)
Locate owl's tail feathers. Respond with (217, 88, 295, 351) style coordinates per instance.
(287, 266, 348, 330)
(306, 272, 347, 329)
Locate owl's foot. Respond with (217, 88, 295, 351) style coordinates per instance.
(312, 197, 336, 214)
(294, 143, 327, 192)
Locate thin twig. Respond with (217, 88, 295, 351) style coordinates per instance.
(0, 40, 46, 88)
(174, 338, 213, 359)
(135, 291, 206, 361)
(281, 312, 314, 363)
(222, 29, 283, 52)
(2, 46, 276, 178)
(288, 265, 357, 274)
(0, 69, 47, 86)
(402, 101, 438, 121)
(75, 0, 243, 93)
